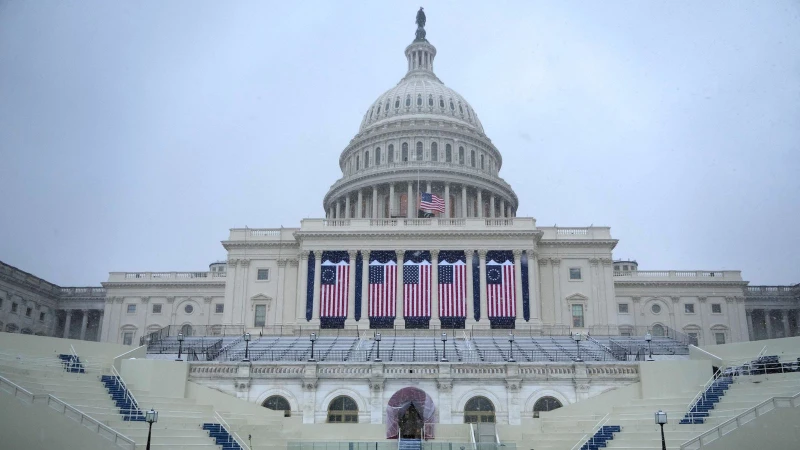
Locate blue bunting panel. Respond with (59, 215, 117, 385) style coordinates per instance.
(305, 250, 315, 321)
(522, 251, 530, 322)
(355, 251, 363, 321)
(471, 251, 480, 321)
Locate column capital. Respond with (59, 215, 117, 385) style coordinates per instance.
(465, 249, 474, 257)
(395, 249, 405, 259)
(430, 249, 440, 259)
(313, 250, 323, 259)
(725, 296, 735, 304)
(140, 296, 150, 304)
(631, 296, 641, 303)
(538, 258, 548, 266)
(289, 258, 299, 267)
(227, 258, 239, 267)
(166, 296, 176, 304)
(550, 258, 561, 266)
(589, 258, 599, 266)
(601, 258, 613, 266)
(698, 296, 707, 303)
(203, 296, 213, 304)
(670, 296, 680, 303)
(512, 249, 523, 259)
(240, 259, 251, 267)
(477, 249, 488, 258)
(81, 309, 89, 314)
(277, 259, 288, 268)
(348, 250, 358, 259)
(361, 250, 370, 262)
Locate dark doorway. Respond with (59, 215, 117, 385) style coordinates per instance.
(399, 404, 423, 439)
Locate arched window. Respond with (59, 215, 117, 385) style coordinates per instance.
(263, 395, 291, 417)
(459, 147, 465, 165)
(470, 150, 476, 167)
(464, 396, 495, 423)
(431, 142, 438, 161)
(327, 396, 358, 423)
(21, 328, 33, 335)
(6, 323, 19, 333)
(402, 143, 409, 162)
(181, 324, 192, 337)
(446, 144, 452, 162)
(388, 144, 394, 163)
(651, 324, 666, 337)
(405, 95, 411, 107)
(466, 107, 472, 120)
(416, 142, 423, 161)
(377, 105, 381, 116)
(480, 154, 484, 170)
(395, 97, 400, 109)
(375, 147, 381, 165)
(385, 100, 391, 113)
(356, 155, 360, 170)
(428, 95, 434, 106)
(449, 99, 455, 111)
(533, 397, 563, 418)
(369, 108, 373, 120)
(364, 151, 370, 168)
(439, 97, 445, 109)
(417, 94, 422, 106)
(459, 103, 464, 114)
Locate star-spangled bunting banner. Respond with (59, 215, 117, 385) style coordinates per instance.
(438, 260, 466, 318)
(486, 256, 516, 319)
(320, 260, 349, 318)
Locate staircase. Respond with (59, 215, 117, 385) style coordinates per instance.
(580, 425, 621, 450)
(680, 376, 733, 424)
(202, 423, 244, 449)
(399, 438, 422, 450)
(57, 353, 85, 373)
(101, 374, 146, 422)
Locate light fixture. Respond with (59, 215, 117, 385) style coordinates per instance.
(654, 410, 667, 450)
(508, 332, 515, 362)
(243, 332, 251, 362)
(176, 333, 185, 361)
(374, 332, 382, 362)
(145, 409, 158, 450)
(441, 332, 448, 362)
(645, 332, 654, 361)
(573, 332, 583, 362)
(309, 332, 317, 362)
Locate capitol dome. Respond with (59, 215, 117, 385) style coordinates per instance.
(323, 14, 518, 220)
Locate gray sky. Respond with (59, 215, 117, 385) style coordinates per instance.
(1, 1, 798, 286)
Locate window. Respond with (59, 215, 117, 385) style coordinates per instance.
(257, 269, 270, 281)
(571, 304, 584, 327)
(428, 95, 433, 106)
(470, 150, 476, 167)
(364, 151, 369, 168)
(405, 95, 411, 107)
(688, 332, 699, 341)
(127, 304, 136, 314)
(375, 147, 381, 165)
(685, 303, 695, 314)
(377, 105, 381, 115)
(459, 147, 465, 164)
(417, 94, 422, 106)
(711, 304, 722, 314)
(254, 304, 266, 327)
(623, 265, 629, 271)
(25, 307, 32, 317)
(11, 302, 18, 314)
(439, 97, 445, 108)
(402, 143, 409, 161)
(152, 304, 162, 314)
(618, 303, 629, 314)
(533, 397, 563, 418)
(449, 99, 455, 111)
(184, 304, 194, 314)
(356, 155, 360, 170)
(464, 396, 495, 423)
(651, 324, 666, 337)
(480, 154, 484, 170)
(569, 268, 582, 280)
(180, 324, 192, 336)
(446, 144, 452, 162)
(715, 333, 726, 345)
(215, 304, 224, 314)
(416, 142, 423, 161)
(263, 395, 291, 417)
(327, 396, 358, 423)
(431, 142, 438, 161)
(395, 97, 400, 109)
(123, 332, 134, 346)
(614, 265, 620, 271)
(39, 312, 45, 321)
(388, 144, 394, 162)
(651, 304, 661, 314)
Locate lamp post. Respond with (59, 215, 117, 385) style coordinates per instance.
(243, 332, 251, 362)
(374, 332, 382, 362)
(645, 332, 654, 361)
(309, 332, 317, 362)
(441, 332, 448, 362)
(176, 333, 184, 361)
(573, 332, 583, 362)
(145, 408, 158, 450)
(655, 410, 667, 450)
(508, 332, 515, 362)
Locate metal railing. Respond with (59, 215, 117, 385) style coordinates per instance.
(571, 413, 610, 450)
(680, 391, 800, 449)
(110, 365, 142, 417)
(214, 410, 251, 450)
(0, 375, 135, 450)
(684, 368, 725, 422)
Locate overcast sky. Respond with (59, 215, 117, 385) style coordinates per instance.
(1, 1, 798, 286)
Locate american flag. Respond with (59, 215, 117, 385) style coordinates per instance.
(419, 192, 445, 213)
(486, 259, 516, 318)
(403, 260, 431, 317)
(369, 260, 397, 317)
(320, 260, 348, 318)
(438, 260, 466, 318)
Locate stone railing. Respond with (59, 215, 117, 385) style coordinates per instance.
(188, 362, 639, 382)
(538, 227, 613, 240)
(107, 271, 226, 282)
(746, 286, 795, 294)
(227, 227, 299, 241)
(614, 270, 742, 280)
(298, 217, 537, 233)
(60, 287, 106, 297)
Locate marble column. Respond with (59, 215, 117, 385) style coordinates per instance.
(500, 199, 506, 218)
(296, 253, 309, 320)
(781, 310, 790, 338)
(357, 190, 363, 219)
(372, 186, 378, 218)
(513, 250, 523, 324)
(396, 250, 405, 323)
(312, 251, 322, 322)
(490, 195, 496, 218)
(552, 259, 562, 325)
(389, 184, 395, 217)
(528, 250, 540, 320)
(477, 190, 483, 218)
(407, 182, 413, 218)
(745, 310, 754, 341)
(336, 201, 341, 219)
(431, 250, 439, 325)
(461, 186, 467, 218)
(444, 183, 450, 218)
(63, 310, 73, 339)
(95, 311, 103, 342)
(79, 310, 89, 340)
(426, 181, 431, 194)
(478, 250, 488, 324)
(765, 309, 773, 339)
(465, 250, 475, 326)
(361, 251, 370, 321)
(347, 251, 357, 321)
(345, 195, 351, 219)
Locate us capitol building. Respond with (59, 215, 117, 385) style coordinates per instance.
(1, 10, 798, 426)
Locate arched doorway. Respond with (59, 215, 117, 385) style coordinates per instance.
(464, 396, 495, 423)
(387, 387, 436, 439)
(262, 395, 291, 417)
(533, 396, 563, 418)
(327, 396, 358, 423)
(180, 324, 192, 336)
(651, 324, 665, 337)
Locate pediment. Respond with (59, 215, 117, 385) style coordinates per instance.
(565, 293, 589, 302)
(250, 294, 273, 302)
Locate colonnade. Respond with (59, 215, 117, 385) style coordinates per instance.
(326, 181, 515, 220)
(59, 309, 103, 341)
(746, 308, 800, 340)
(299, 248, 540, 328)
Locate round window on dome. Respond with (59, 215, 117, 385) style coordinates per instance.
(651, 304, 661, 314)
(185, 304, 194, 314)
